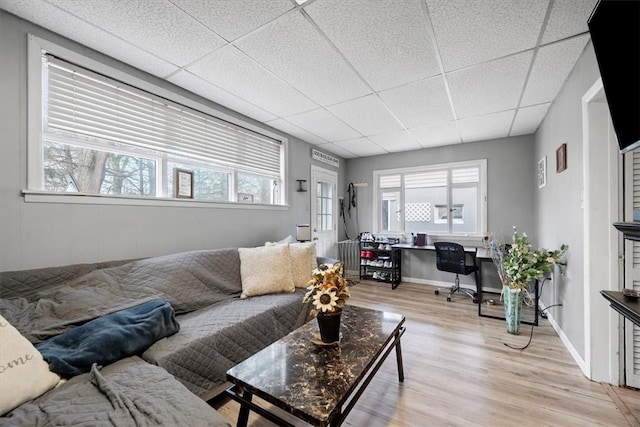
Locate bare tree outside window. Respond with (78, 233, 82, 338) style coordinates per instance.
(44, 141, 155, 196)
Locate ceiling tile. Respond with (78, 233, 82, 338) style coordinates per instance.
(315, 143, 358, 159)
(167, 71, 277, 122)
(511, 103, 550, 136)
(428, 0, 548, 71)
(409, 121, 461, 148)
(333, 137, 387, 157)
(447, 51, 533, 119)
(47, 0, 226, 67)
(458, 110, 515, 143)
(326, 95, 403, 136)
(521, 34, 589, 106)
(285, 109, 361, 142)
(187, 45, 318, 118)
(305, 0, 440, 91)
(369, 130, 422, 153)
(265, 119, 327, 146)
(541, 0, 598, 44)
(379, 76, 454, 128)
(236, 11, 370, 106)
(168, 0, 293, 41)
(0, 0, 178, 78)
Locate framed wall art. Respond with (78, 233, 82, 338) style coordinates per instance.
(538, 156, 547, 189)
(174, 168, 194, 199)
(556, 143, 567, 173)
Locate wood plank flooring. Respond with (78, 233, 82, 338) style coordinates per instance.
(211, 280, 640, 426)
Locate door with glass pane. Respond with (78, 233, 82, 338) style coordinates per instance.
(311, 166, 338, 258)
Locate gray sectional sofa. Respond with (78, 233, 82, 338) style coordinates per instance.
(0, 247, 333, 426)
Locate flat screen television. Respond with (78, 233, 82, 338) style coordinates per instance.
(587, 0, 640, 154)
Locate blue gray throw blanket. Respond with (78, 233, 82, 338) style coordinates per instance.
(36, 299, 179, 377)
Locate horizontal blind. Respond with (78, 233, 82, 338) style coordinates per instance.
(380, 174, 401, 188)
(44, 55, 282, 177)
(452, 167, 479, 183)
(405, 171, 447, 188)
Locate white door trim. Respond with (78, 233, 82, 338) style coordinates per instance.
(582, 77, 620, 384)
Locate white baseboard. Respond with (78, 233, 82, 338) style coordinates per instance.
(539, 300, 588, 377)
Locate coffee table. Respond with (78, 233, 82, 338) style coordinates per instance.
(225, 305, 406, 427)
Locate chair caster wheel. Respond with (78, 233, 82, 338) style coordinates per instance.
(447, 297, 452, 302)
(473, 299, 478, 304)
(434, 290, 439, 295)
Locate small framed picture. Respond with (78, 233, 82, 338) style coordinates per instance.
(238, 193, 254, 203)
(538, 156, 547, 189)
(174, 168, 194, 199)
(556, 143, 567, 173)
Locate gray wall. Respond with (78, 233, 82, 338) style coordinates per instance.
(534, 42, 601, 359)
(0, 9, 345, 271)
(344, 135, 536, 286)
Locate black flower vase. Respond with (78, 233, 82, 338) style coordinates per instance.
(317, 309, 342, 343)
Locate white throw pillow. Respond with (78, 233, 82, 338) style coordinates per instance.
(239, 244, 295, 298)
(289, 242, 318, 288)
(0, 315, 61, 415)
(264, 235, 295, 246)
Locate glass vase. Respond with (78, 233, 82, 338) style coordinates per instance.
(503, 286, 525, 335)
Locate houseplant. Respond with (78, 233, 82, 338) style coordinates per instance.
(492, 227, 567, 335)
(303, 262, 350, 344)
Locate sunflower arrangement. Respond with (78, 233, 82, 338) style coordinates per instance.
(303, 262, 350, 316)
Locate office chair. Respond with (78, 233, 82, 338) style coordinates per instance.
(433, 242, 479, 303)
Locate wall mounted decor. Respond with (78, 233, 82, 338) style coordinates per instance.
(556, 143, 567, 173)
(538, 156, 547, 189)
(296, 179, 308, 192)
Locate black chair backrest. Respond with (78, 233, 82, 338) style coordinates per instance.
(434, 242, 467, 275)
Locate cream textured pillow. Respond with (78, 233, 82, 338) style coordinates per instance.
(0, 315, 61, 415)
(289, 242, 318, 288)
(239, 244, 295, 298)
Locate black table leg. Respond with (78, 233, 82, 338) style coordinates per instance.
(395, 328, 405, 382)
(237, 389, 253, 427)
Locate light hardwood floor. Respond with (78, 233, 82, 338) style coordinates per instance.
(212, 280, 640, 426)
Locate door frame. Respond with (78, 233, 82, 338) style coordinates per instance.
(582, 77, 621, 384)
(310, 165, 338, 258)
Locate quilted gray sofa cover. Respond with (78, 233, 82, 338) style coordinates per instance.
(0, 247, 329, 424)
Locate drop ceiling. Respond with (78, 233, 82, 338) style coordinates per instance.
(0, 0, 597, 159)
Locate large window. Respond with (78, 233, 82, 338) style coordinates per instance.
(29, 37, 286, 206)
(374, 160, 487, 237)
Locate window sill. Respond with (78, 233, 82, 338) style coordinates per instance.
(21, 190, 289, 210)
(376, 232, 484, 247)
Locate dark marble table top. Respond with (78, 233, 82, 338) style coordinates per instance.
(226, 304, 405, 426)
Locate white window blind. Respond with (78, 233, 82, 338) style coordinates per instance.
(380, 174, 401, 188)
(405, 171, 447, 188)
(44, 54, 282, 177)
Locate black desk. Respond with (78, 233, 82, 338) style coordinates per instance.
(392, 244, 492, 317)
(391, 244, 540, 324)
(601, 290, 640, 327)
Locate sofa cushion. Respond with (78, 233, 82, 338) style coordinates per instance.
(238, 244, 295, 298)
(142, 290, 307, 398)
(0, 315, 60, 416)
(0, 356, 230, 426)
